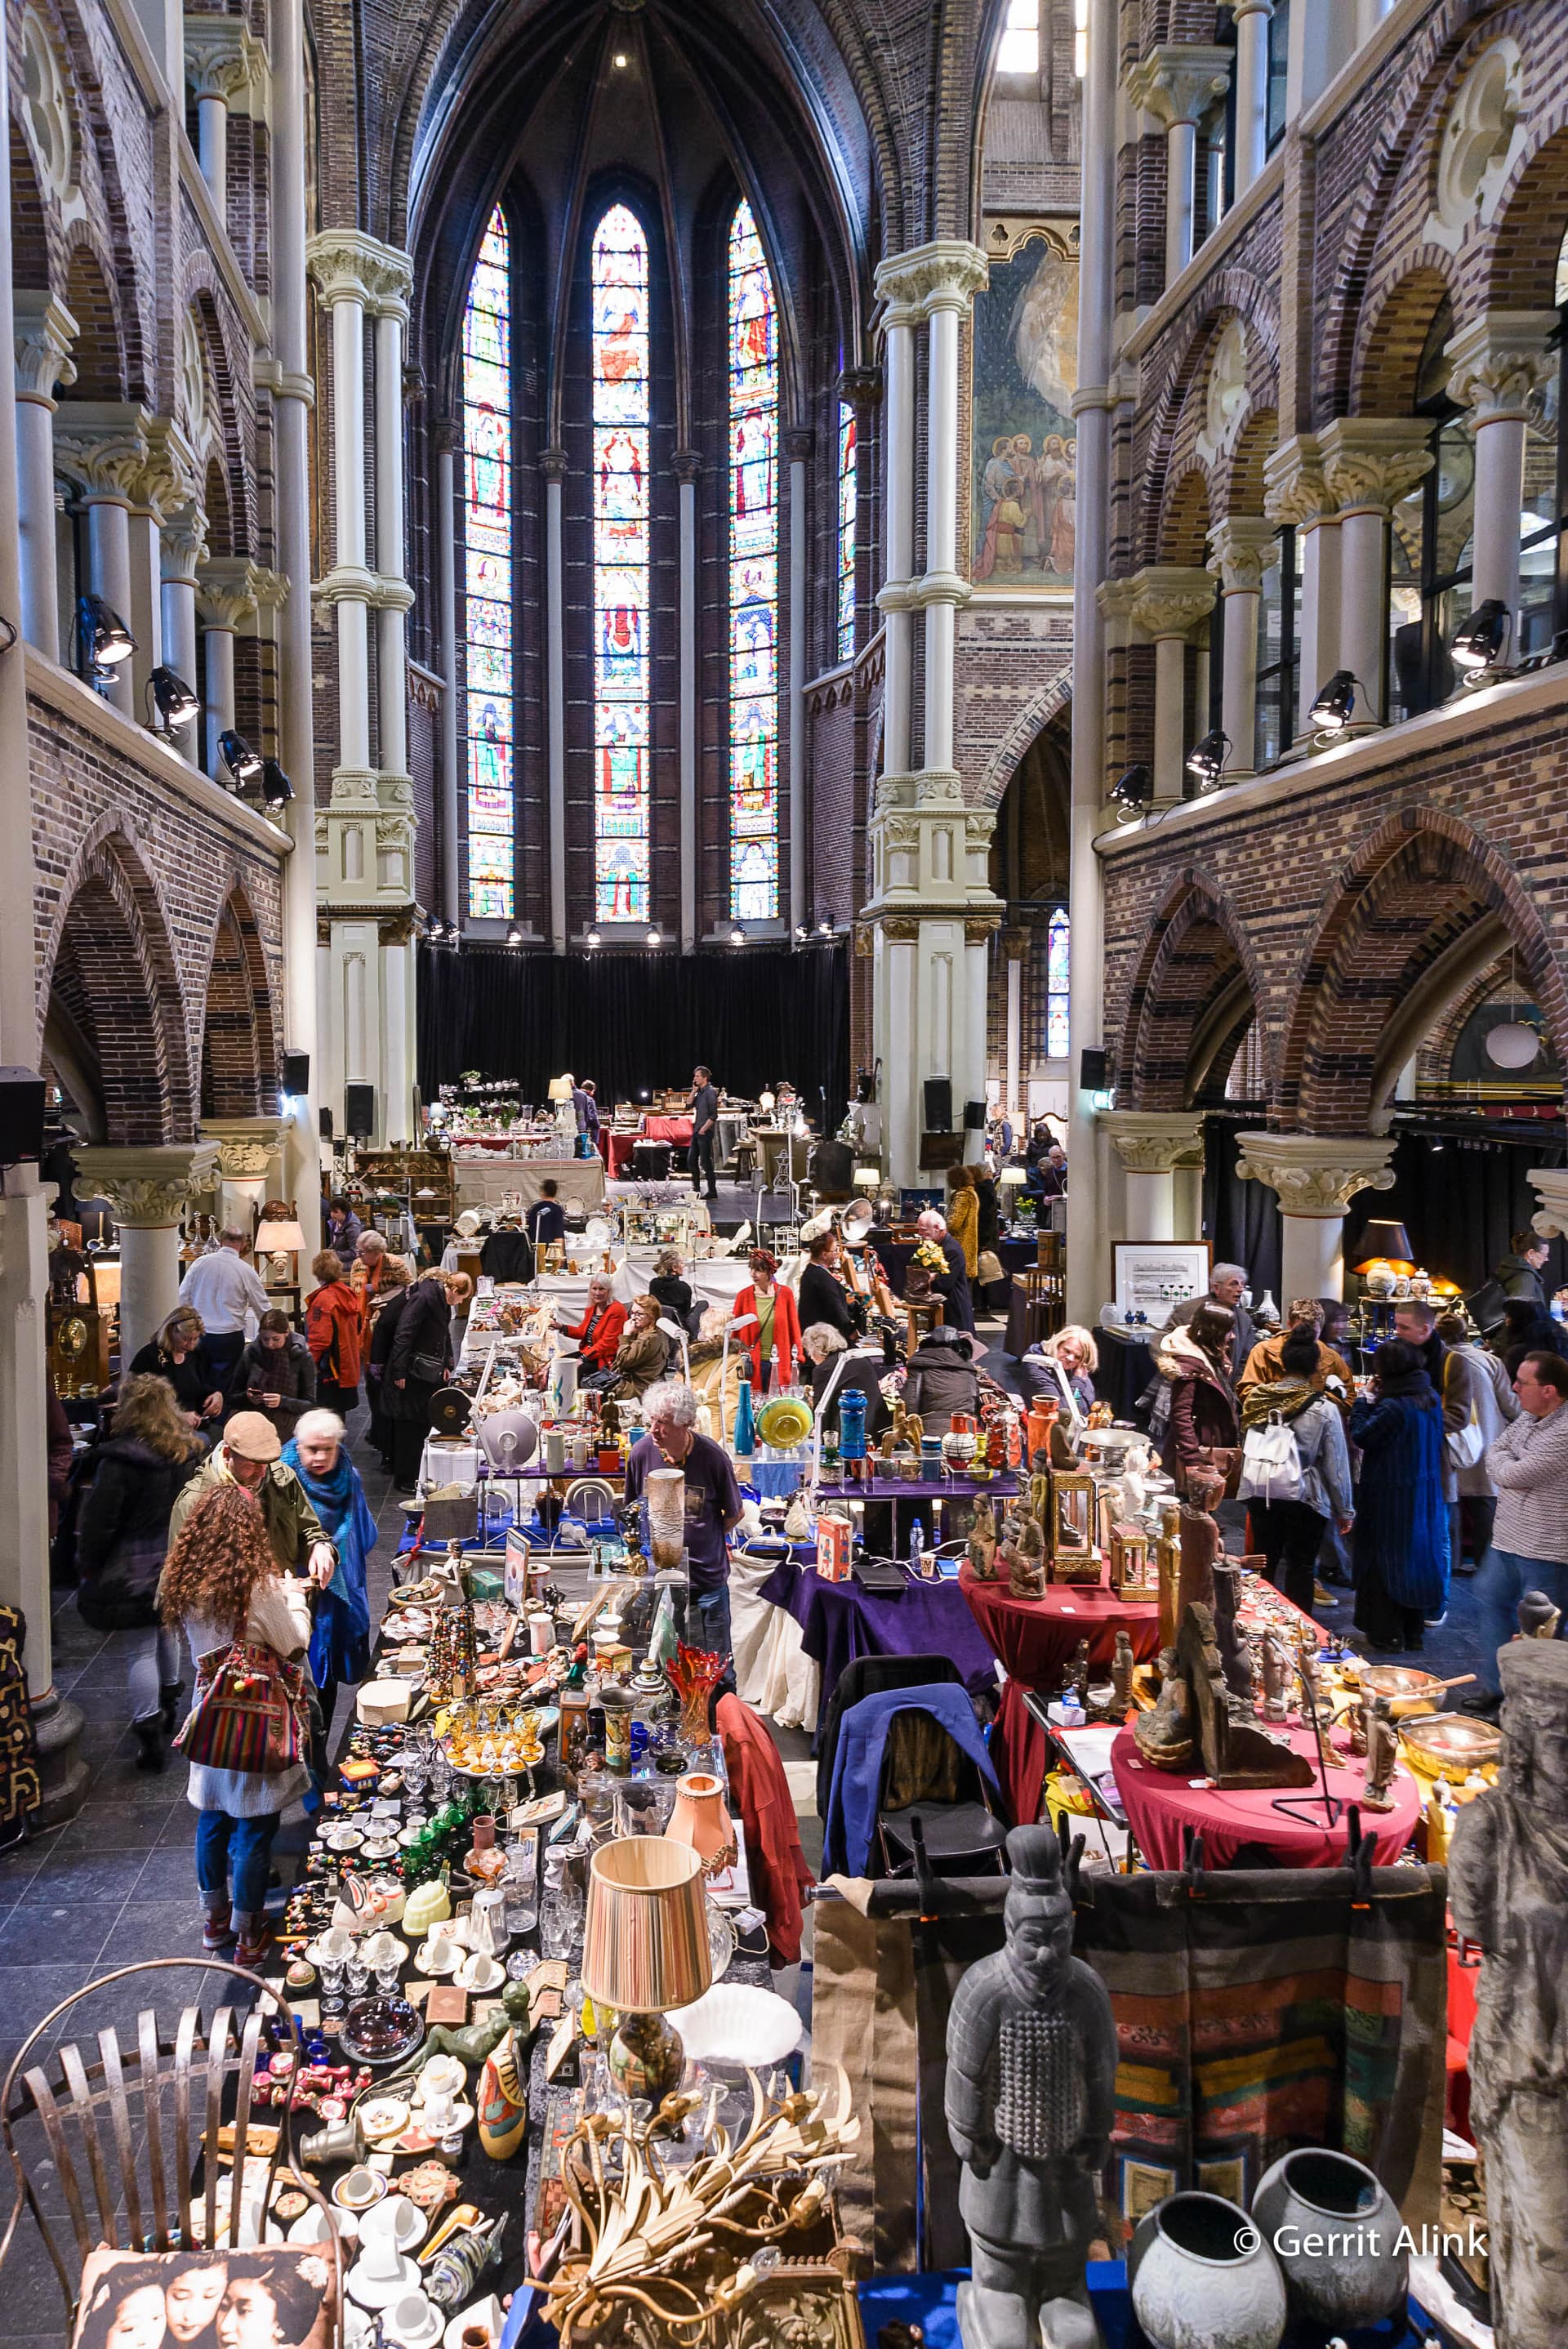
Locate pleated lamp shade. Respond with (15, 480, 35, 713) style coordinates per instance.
(581, 1837, 712, 2016)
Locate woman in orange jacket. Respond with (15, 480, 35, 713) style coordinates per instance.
(305, 1249, 364, 1417)
(731, 1248, 802, 1392)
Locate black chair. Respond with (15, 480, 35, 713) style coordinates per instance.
(875, 1699, 1009, 1879)
(814, 1650, 964, 1814)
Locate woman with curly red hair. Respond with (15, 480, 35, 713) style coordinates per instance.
(158, 1485, 312, 1968)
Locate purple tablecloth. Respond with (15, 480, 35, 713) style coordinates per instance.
(755, 1555, 997, 1740)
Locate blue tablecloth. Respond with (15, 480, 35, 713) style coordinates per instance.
(858, 2267, 1440, 2349)
(755, 1553, 996, 1736)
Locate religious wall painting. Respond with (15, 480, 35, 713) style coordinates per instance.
(971, 220, 1079, 588)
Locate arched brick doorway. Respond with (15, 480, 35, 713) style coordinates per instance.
(43, 839, 196, 1144)
(202, 889, 280, 1121)
(1118, 874, 1267, 1112)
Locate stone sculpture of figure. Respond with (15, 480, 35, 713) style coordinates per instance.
(1007, 1509, 1047, 1599)
(1361, 1695, 1399, 1810)
(1450, 1643, 1568, 2349)
(1067, 1638, 1091, 1709)
(1261, 1627, 1290, 1722)
(1111, 1629, 1134, 1715)
(946, 1825, 1119, 2349)
(969, 1493, 1000, 1582)
(1296, 1625, 1322, 1718)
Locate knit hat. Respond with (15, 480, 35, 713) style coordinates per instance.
(225, 1411, 283, 1462)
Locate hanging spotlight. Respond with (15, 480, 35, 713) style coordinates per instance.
(646, 925, 662, 947)
(76, 594, 136, 672)
(148, 664, 198, 729)
(261, 758, 295, 806)
(817, 918, 834, 937)
(586, 928, 601, 949)
(1185, 728, 1231, 790)
(1110, 760, 1152, 815)
(218, 729, 263, 784)
(794, 923, 809, 941)
(729, 925, 746, 947)
(1306, 671, 1368, 734)
(506, 923, 523, 947)
(1450, 597, 1512, 676)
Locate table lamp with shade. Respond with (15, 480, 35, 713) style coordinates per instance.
(547, 1073, 576, 1148)
(256, 1207, 309, 1291)
(1352, 1220, 1416, 1277)
(580, 1837, 712, 2102)
(853, 1163, 880, 1197)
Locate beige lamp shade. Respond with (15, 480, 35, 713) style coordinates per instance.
(999, 1166, 1026, 1188)
(581, 1836, 711, 2016)
(258, 1219, 308, 1253)
(548, 1075, 575, 1103)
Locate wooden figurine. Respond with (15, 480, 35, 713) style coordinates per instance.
(1296, 1626, 1323, 1718)
(1154, 1502, 1183, 1653)
(1067, 1638, 1091, 1709)
(967, 1494, 1000, 1582)
(1177, 1602, 1314, 1791)
(1261, 1628, 1290, 1722)
(1111, 1629, 1135, 1715)
(1361, 1696, 1399, 1811)
(1005, 1509, 1047, 1599)
(477, 2024, 529, 2160)
(1134, 1650, 1193, 1771)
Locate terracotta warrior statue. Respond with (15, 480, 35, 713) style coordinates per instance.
(1450, 1643, 1568, 2349)
(946, 1825, 1118, 2349)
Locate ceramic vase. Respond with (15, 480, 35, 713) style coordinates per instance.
(1250, 2148, 1408, 2329)
(664, 1771, 737, 1877)
(477, 2026, 528, 2160)
(1128, 2191, 1287, 2349)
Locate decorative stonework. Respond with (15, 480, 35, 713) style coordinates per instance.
(53, 405, 152, 503)
(881, 916, 920, 943)
(1101, 1111, 1206, 1174)
(1528, 1166, 1568, 1243)
(13, 292, 78, 405)
(1432, 38, 1525, 237)
(197, 557, 262, 632)
(75, 1145, 219, 1228)
(1128, 564, 1216, 641)
(184, 16, 268, 110)
(1263, 435, 1329, 529)
(160, 501, 209, 586)
(873, 240, 989, 326)
(1206, 515, 1276, 597)
(1126, 44, 1232, 131)
(1196, 318, 1250, 469)
(202, 1119, 288, 1181)
(19, 7, 74, 199)
(964, 916, 1001, 946)
(306, 230, 414, 321)
(1234, 1132, 1396, 1218)
(1317, 418, 1434, 517)
(1444, 311, 1558, 429)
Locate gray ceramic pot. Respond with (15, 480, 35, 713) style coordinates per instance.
(1250, 2146, 1408, 2327)
(1127, 2191, 1287, 2349)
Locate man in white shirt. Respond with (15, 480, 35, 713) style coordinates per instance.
(178, 1227, 272, 1384)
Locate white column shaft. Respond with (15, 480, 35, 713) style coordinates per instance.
(1152, 633, 1187, 798)
(374, 309, 406, 773)
(85, 496, 134, 715)
(1005, 956, 1022, 1121)
(337, 600, 370, 770)
(1281, 1215, 1347, 1304)
(14, 398, 58, 657)
(924, 600, 956, 773)
(1469, 412, 1526, 631)
(1166, 121, 1196, 281)
(1339, 507, 1388, 720)
(962, 938, 988, 1162)
(1234, 3, 1272, 191)
(883, 935, 918, 1188)
(437, 444, 461, 928)
(161, 576, 198, 705)
(679, 475, 697, 952)
(788, 452, 807, 932)
(1295, 515, 1340, 726)
(1221, 585, 1261, 777)
(378, 608, 406, 775)
(381, 938, 409, 1144)
(118, 1221, 185, 1362)
(1125, 1169, 1177, 1243)
(923, 304, 960, 773)
(332, 297, 366, 570)
(546, 473, 566, 949)
(126, 509, 163, 715)
(882, 319, 914, 774)
(203, 625, 236, 776)
(197, 95, 228, 212)
(0, 1175, 51, 1697)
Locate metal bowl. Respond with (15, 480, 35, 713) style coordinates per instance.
(1354, 1664, 1450, 1719)
(1398, 1711, 1502, 1781)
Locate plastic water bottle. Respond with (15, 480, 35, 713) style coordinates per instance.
(909, 1521, 924, 1576)
(733, 1372, 756, 1458)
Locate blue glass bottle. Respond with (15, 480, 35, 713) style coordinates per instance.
(733, 1371, 756, 1458)
(839, 1388, 867, 1460)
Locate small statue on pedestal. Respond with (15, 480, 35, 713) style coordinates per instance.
(1296, 1626, 1323, 1720)
(1134, 1651, 1193, 1770)
(1006, 1509, 1047, 1599)
(946, 1825, 1118, 2349)
(1450, 1643, 1568, 2349)
(1111, 1630, 1135, 1716)
(1067, 1638, 1091, 1712)
(1517, 1588, 1562, 1642)
(1361, 1696, 1398, 1810)
(968, 1495, 1000, 1582)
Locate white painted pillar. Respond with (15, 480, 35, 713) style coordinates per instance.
(1104, 1114, 1205, 1247)
(0, 1173, 54, 1702)
(381, 935, 410, 1144)
(436, 430, 461, 929)
(196, 94, 228, 211)
(13, 292, 76, 660)
(76, 1146, 217, 1365)
(1165, 120, 1198, 281)
(1295, 516, 1340, 727)
(159, 503, 204, 736)
(1337, 506, 1389, 722)
(1320, 419, 1437, 726)
(923, 297, 963, 774)
(881, 927, 918, 1188)
(1233, 0, 1273, 192)
(1152, 633, 1187, 799)
(787, 433, 808, 933)
(1130, 568, 1214, 800)
(1445, 314, 1558, 647)
(1127, 47, 1232, 286)
(1126, 1170, 1176, 1241)
(79, 488, 136, 716)
(676, 451, 698, 952)
(374, 305, 408, 778)
(1208, 516, 1274, 780)
(880, 310, 915, 776)
(543, 448, 567, 949)
(202, 621, 236, 775)
(962, 933, 990, 1162)
(125, 501, 164, 720)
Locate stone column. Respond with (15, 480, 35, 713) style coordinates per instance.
(1126, 46, 1233, 283)
(542, 445, 568, 949)
(875, 292, 916, 778)
(308, 234, 376, 780)
(372, 281, 412, 784)
(1129, 566, 1215, 800)
(1319, 418, 1434, 724)
(1235, 1130, 1397, 1301)
(1233, 0, 1273, 191)
(434, 423, 461, 929)
(196, 558, 256, 778)
(1103, 1111, 1206, 1242)
(158, 500, 206, 749)
(919, 257, 985, 776)
(75, 1145, 218, 1363)
(786, 427, 810, 935)
(203, 1118, 287, 1234)
(184, 18, 261, 221)
(1002, 928, 1028, 1124)
(1264, 435, 1336, 738)
(12, 291, 76, 657)
(1445, 312, 1557, 644)
(127, 424, 196, 719)
(1207, 516, 1276, 779)
(675, 448, 699, 952)
(53, 405, 149, 715)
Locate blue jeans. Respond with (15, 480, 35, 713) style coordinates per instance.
(688, 1582, 732, 1660)
(1474, 1547, 1568, 1692)
(194, 1808, 281, 1918)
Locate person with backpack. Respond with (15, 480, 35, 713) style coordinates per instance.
(1239, 1322, 1354, 1612)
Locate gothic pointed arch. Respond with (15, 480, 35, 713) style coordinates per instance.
(1117, 873, 1268, 1113)
(202, 887, 281, 1121)
(43, 831, 198, 1145)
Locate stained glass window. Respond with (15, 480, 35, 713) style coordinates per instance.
(461, 207, 514, 921)
(727, 201, 779, 923)
(836, 400, 857, 663)
(1046, 908, 1071, 1060)
(591, 203, 651, 923)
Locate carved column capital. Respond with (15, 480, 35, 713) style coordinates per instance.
(1000, 927, 1031, 964)
(1234, 1131, 1397, 1218)
(197, 555, 262, 631)
(540, 446, 568, 486)
(1263, 434, 1330, 528)
(671, 448, 702, 486)
(837, 364, 882, 409)
(13, 290, 78, 404)
(185, 16, 267, 106)
(1101, 1110, 1207, 1174)
(1128, 563, 1216, 640)
(1317, 417, 1434, 517)
(75, 1144, 218, 1228)
(201, 1118, 289, 1180)
(1528, 1166, 1568, 1242)
(53, 403, 151, 502)
(783, 427, 814, 464)
(307, 229, 413, 319)
(874, 239, 989, 321)
(1444, 310, 1560, 429)
(1206, 514, 1277, 595)
(1127, 44, 1232, 129)
(160, 499, 209, 585)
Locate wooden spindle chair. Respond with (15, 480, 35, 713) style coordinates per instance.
(0, 1959, 344, 2338)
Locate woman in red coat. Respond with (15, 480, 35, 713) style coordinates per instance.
(305, 1249, 364, 1418)
(731, 1249, 801, 1392)
(562, 1275, 628, 1384)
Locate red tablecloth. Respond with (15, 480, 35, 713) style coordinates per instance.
(599, 1117, 693, 1176)
(959, 1561, 1161, 1826)
(602, 1131, 639, 1174)
(1110, 1723, 1421, 1870)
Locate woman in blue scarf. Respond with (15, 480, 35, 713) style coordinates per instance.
(283, 1409, 377, 1749)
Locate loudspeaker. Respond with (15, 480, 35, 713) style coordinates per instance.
(1080, 1048, 1109, 1091)
(282, 1050, 310, 1096)
(345, 1083, 376, 1139)
(319, 1105, 334, 1141)
(963, 1099, 986, 1131)
(0, 1068, 46, 1166)
(923, 1076, 953, 1132)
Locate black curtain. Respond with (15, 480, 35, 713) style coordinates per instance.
(416, 943, 850, 1125)
(1202, 1115, 1282, 1302)
(1343, 1125, 1567, 1297)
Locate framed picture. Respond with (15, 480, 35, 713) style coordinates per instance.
(1113, 1241, 1210, 1319)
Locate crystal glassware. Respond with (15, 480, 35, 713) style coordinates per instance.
(346, 1953, 370, 1999)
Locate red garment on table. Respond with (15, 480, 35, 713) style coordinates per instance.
(306, 1279, 364, 1388)
(717, 1692, 813, 1965)
(568, 1299, 626, 1370)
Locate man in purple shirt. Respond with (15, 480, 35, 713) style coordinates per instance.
(624, 1379, 743, 1656)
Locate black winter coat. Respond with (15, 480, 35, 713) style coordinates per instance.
(229, 1335, 317, 1432)
(901, 1341, 982, 1429)
(385, 1279, 452, 1419)
(75, 1437, 203, 1629)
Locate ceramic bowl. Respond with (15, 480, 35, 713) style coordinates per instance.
(667, 1982, 803, 2067)
(333, 2167, 388, 2213)
(1129, 2191, 1286, 2349)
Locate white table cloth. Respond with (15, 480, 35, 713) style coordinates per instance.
(452, 1154, 607, 1210)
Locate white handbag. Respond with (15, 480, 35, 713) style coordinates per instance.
(1238, 1411, 1303, 1504)
(1443, 1362, 1486, 1469)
